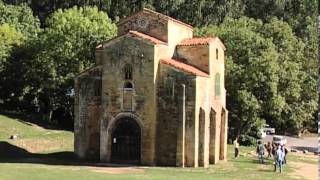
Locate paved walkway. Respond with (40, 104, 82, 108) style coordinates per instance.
(262, 135, 317, 152)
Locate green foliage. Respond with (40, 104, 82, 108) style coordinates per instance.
(196, 17, 317, 137)
(0, 2, 40, 38)
(0, 24, 23, 70)
(31, 6, 116, 116)
(0, 6, 116, 127)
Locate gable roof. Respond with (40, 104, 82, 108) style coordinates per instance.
(117, 8, 193, 30)
(96, 30, 166, 49)
(161, 58, 209, 77)
(129, 30, 166, 45)
(178, 37, 226, 50)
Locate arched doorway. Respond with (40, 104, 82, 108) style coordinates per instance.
(111, 117, 141, 164)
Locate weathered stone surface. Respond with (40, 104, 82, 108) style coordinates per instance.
(74, 9, 228, 167)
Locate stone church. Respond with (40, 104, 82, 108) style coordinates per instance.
(74, 8, 228, 167)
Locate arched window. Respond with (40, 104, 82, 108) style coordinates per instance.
(124, 81, 133, 89)
(216, 48, 219, 60)
(215, 73, 221, 97)
(124, 64, 132, 80)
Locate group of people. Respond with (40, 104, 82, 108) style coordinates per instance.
(260, 141, 288, 173)
(233, 138, 288, 173)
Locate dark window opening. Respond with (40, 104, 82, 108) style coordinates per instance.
(94, 81, 101, 96)
(216, 48, 219, 60)
(124, 81, 133, 89)
(124, 64, 133, 80)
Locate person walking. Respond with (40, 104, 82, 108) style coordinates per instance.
(266, 142, 272, 158)
(274, 145, 284, 173)
(281, 145, 288, 165)
(233, 138, 239, 158)
(257, 141, 265, 164)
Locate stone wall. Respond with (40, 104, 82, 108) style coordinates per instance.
(74, 66, 102, 159)
(176, 45, 210, 74)
(118, 11, 168, 43)
(99, 36, 157, 165)
(156, 64, 197, 166)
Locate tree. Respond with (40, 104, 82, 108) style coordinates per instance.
(196, 16, 317, 140)
(0, 24, 23, 70)
(0, 2, 40, 37)
(197, 17, 280, 140)
(33, 6, 116, 124)
(0, 2, 40, 110)
(1, 6, 117, 127)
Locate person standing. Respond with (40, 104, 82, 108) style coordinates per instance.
(274, 145, 284, 173)
(257, 141, 265, 163)
(281, 145, 288, 165)
(233, 138, 239, 158)
(266, 142, 272, 158)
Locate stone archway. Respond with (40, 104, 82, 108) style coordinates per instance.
(111, 117, 141, 163)
(106, 113, 143, 164)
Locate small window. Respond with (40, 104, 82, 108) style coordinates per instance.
(215, 73, 221, 97)
(124, 64, 132, 80)
(216, 48, 219, 60)
(94, 81, 101, 96)
(164, 76, 175, 97)
(124, 81, 133, 89)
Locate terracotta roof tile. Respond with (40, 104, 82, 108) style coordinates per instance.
(178, 37, 226, 50)
(178, 37, 216, 46)
(128, 30, 166, 45)
(161, 58, 209, 77)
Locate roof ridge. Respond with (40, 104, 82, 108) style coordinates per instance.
(128, 30, 166, 45)
(96, 30, 166, 49)
(161, 58, 209, 77)
(117, 8, 193, 30)
(178, 37, 226, 50)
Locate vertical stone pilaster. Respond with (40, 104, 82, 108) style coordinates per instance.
(198, 108, 205, 167)
(219, 108, 227, 161)
(176, 84, 186, 167)
(203, 111, 210, 167)
(223, 111, 228, 161)
(209, 109, 217, 164)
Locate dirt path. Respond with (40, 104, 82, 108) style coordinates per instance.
(290, 161, 317, 180)
(87, 166, 145, 174)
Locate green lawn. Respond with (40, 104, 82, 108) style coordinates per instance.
(0, 114, 315, 180)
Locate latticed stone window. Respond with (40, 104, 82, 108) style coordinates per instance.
(124, 64, 133, 80)
(164, 76, 175, 98)
(123, 81, 133, 111)
(215, 73, 221, 97)
(94, 80, 101, 97)
(216, 48, 219, 60)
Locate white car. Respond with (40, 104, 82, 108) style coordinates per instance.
(263, 124, 275, 134)
(272, 135, 287, 145)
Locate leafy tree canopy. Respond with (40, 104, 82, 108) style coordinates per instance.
(196, 16, 317, 138)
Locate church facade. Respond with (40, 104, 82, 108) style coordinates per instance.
(74, 9, 228, 167)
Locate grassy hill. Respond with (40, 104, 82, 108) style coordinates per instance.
(0, 114, 316, 180)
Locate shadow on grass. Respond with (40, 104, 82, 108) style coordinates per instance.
(0, 141, 135, 168)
